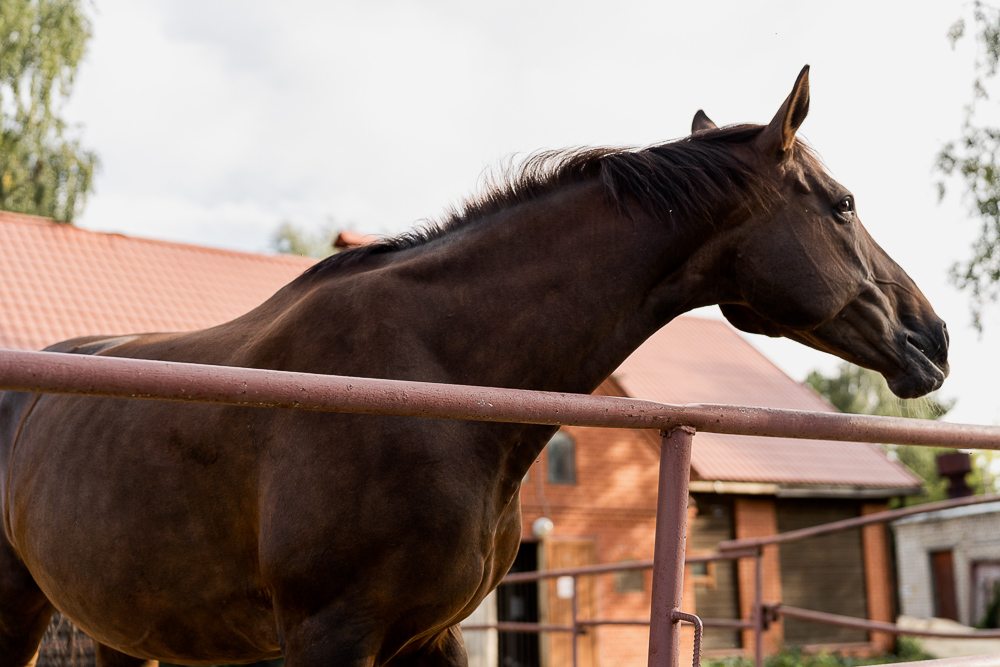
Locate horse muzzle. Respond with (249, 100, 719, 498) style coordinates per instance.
(884, 318, 950, 399)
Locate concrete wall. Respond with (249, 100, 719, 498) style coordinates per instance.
(893, 503, 1000, 626)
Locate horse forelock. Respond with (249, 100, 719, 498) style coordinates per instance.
(300, 124, 786, 281)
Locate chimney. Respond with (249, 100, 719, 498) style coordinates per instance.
(936, 451, 973, 499)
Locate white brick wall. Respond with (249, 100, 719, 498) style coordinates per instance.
(893, 504, 1000, 626)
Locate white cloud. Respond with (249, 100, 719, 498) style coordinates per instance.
(64, 0, 998, 423)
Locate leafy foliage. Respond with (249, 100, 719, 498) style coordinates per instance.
(704, 638, 934, 666)
(805, 363, 954, 420)
(805, 363, 997, 504)
(937, 1, 1000, 329)
(0, 0, 97, 222)
(979, 581, 1000, 628)
(270, 221, 336, 259)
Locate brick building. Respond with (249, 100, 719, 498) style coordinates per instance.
(483, 317, 921, 666)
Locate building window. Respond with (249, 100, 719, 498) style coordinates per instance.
(614, 566, 645, 593)
(688, 556, 717, 589)
(546, 430, 577, 484)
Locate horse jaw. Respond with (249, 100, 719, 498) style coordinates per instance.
(789, 305, 950, 399)
(719, 301, 949, 399)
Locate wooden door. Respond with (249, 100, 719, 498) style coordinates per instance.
(930, 549, 959, 621)
(543, 538, 597, 667)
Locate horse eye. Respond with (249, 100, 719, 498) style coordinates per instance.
(836, 196, 855, 215)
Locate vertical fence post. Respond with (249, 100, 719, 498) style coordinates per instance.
(647, 426, 695, 667)
(572, 574, 580, 667)
(753, 548, 764, 667)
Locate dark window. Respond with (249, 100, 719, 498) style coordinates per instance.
(689, 561, 710, 577)
(546, 430, 577, 484)
(614, 567, 645, 593)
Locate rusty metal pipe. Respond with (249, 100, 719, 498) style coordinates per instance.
(719, 494, 1000, 552)
(500, 550, 758, 584)
(571, 575, 580, 667)
(2, 349, 999, 449)
(568, 618, 754, 629)
(891, 657, 1000, 666)
(753, 549, 764, 667)
(647, 427, 695, 667)
(459, 622, 576, 634)
(776, 605, 1000, 639)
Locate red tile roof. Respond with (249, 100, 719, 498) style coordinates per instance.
(616, 317, 921, 490)
(0, 211, 313, 350)
(0, 213, 918, 490)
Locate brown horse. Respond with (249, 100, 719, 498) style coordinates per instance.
(0, 67, 948, 666)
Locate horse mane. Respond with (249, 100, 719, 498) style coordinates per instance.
(300, 124, 783, 280)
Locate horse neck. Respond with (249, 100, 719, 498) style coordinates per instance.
(299, 179, 733, 395)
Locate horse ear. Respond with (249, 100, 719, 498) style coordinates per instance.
(691, 109, 718, 133)
(757, 65, 810, 157)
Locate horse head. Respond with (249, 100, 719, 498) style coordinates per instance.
(701, 66, 948, 398)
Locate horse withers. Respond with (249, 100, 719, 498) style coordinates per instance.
(0, 67, 948, 666)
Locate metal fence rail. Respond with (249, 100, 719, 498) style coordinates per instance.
(464, 494, 1000, 667)
(2, 348, 1000, 667)
(1, 349, 998, 448)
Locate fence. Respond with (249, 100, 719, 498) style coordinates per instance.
(1, 348, 999, 667)
(461, 494, 1000, 667)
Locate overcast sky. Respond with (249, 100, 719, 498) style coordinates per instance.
(65, 0, 999, 425)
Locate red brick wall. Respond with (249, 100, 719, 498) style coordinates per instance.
(515, 382, 894, 664)
(520, 406, 662, 667)
(520, 380, 702, 665)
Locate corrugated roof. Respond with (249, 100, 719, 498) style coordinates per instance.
(0, 211, 313, 350)
(616, 317, 921, 489)
(0, 213, 919, 490)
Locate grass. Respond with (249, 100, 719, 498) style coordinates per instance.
(704, 638, 935, 667)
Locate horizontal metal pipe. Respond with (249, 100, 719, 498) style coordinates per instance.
(577, 618, 753, 630)
(697, 618, 756, 630)
(458, 622, 575, 634)
(2, 349, 998, 449)
(502, 562, 654, 584)
(776, 605, 1000, 639)
(500, 550, 759, 584)
(577, 619, 650, 627)
(463, 618, 752, 630)
(719, 494, 1000, 552)
(891, 657, 1000, 667)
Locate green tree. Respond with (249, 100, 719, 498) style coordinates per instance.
(0, 0, 97, 222)
(937, 1, 1000, 329)
(805, 363, 954, 420)
(806, 363, 994, 504)
(270, 220, 336, 259)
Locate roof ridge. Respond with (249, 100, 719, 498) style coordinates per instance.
(0, 209, 314, 266)
(0, 209, 61, 226)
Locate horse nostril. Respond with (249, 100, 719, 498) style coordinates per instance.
(906, 329, 948, 369)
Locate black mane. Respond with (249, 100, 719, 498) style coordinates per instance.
(301, 124, 780, 279)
